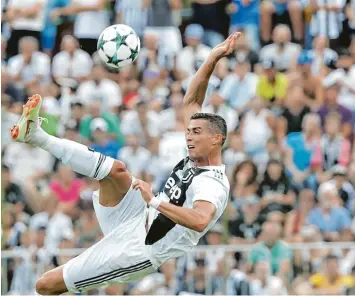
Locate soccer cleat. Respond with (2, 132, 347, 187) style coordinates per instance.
(10, 94, 45, 143)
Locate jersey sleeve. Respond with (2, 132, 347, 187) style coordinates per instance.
(191, 172, 227, 210)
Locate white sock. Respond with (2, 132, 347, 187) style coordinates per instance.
(32, 127, 114, 180)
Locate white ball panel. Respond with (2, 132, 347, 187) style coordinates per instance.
(115, 24, 132, 36)
(116, 45, 132, 60)
(125, 34, 139, 50)
(102, 26, 118, 41)
(107, 63, 119, 69)
(103, 41, 117, 57)
(98, 49, 109, 63)
(117, 59, 133, 68)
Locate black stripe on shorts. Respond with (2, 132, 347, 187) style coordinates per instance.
(93, 154, 106, 179)
(74, 260, 152, 290)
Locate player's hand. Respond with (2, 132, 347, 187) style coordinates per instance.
(210, 32, 241, 60)
(133, 179, 154, 204)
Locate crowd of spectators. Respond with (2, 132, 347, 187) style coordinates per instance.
(1, 0, 355, 294)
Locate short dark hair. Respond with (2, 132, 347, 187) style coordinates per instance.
(190, 113, 227, 145)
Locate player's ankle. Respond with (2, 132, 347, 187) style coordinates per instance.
(31, 127, 51, 149)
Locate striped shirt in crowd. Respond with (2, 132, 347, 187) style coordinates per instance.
(115, 0, 148, 37)
(309, 0, 347, 39)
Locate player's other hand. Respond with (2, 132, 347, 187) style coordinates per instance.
(133, 179, 154, 204)
(211, 32, 241, 60)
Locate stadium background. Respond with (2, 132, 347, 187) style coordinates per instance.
(1, 0, 355, 294)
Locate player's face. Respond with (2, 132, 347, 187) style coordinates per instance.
(186, 119, 216, 161)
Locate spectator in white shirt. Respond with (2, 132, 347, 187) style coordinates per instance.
(121, 101, 161, 145)
(260, 25, 301, 72)
(203, 90, 239, 133)
(177, 24, 212, 78)
(52, 35, 93, 85)
(118, 134, 151, 178)
(219, 56, 258, 111)
(310, 36, 338, 76)
(250, 261, 288, 295)
(5, 0, 47, 58)
(223, 132, 247, 179)
(7, 37, 51, 88)
(76, 64, 122, 111)
(50, 0, 109, 55)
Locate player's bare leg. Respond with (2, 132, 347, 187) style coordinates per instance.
(10, 94, 133, 294)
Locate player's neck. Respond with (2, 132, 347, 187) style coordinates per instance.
(193, 152, 222, 167)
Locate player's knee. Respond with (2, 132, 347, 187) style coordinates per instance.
(261, 1, 274, 14)
(109, 160, 128, 179)
(36, 272, 60, 295)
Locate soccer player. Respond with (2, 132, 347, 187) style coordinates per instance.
(10, 33, 240, 295)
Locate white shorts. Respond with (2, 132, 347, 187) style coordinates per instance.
(63, 178, 156, 293)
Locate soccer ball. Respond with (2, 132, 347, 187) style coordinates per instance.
(97, 24, 140, 69)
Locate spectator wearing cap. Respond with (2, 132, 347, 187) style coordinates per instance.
(278, 85, 311, 137)
(260, 25, 301, 72)
(191, 0, 228, 48)
(317, 83, 353, 139)
(311, 112, 351, 173)
(137, 31, 174, 72)
(226, 0, 260, 51)
(256, 59, 288, 104)
(219, 55, 258, 112)
(7, 36, 51, 88)
(176, 24, 212, 78)
(246, 221, 292, 281)
(118, 134, 151, 178)
(144, 0, 182, 55)
(52, 35, 93, 84)
(50, 0, 110, 56)
(228, 195, 264, 244)
(309, 255, 355, 294)
(79, 100, 125, 147)
(307, 182, 352, 241)
(77, 64, 122, 112)
(328, 165, 355, 212)
(90, 118, 121, 158)
(5, 0, 46, 58)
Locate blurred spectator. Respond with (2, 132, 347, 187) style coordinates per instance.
(5, 0, 46, 58)
(284, 189, 315, 241)
(91, 118, 122, 158)
(311, 113, 351, 172)
(118, 134, 151, 178)
(231, 32, 260, 70)
(260, 25, 301, 71)
(52, 35, 93, 84)
(257, 159, 294, 219)
(219, 56, 258, 112)
(202, 90, 239, 133)
(256, 60, 288, 104)
(307, 182, 352, 241)
(75, 205, 101, 248)
(259, 0, 303, 44)
(229, 195, 264, 244)
(249, 261, 288, 295)
(223, 132, 247, 178)
(51, 0, 109, 56)
(227, 0, 260, 50)
(226, 265, 250, 295)
(145, 0, 182, 54)
(7, 36, 51, 88)
(192, 0, 228, 48)
(137, 31, 174, 72)
(309, 255, 354, 294)
(177, 24, 211, 78)
(241, 97, 274, 165)
(115, 0, 148, 38)
(79, 100, 125, 146)
(247, 221, 292, 279)
(317, 83, 353, 139)
(310, 36, 338, 76)
(121, 101, 160, 145)
(278, 85, 311, 137)
(77, 64, 122, 111)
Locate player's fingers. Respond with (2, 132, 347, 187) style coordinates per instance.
(132, 180, 141, 190)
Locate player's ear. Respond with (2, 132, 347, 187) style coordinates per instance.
(213, 134, 223, 146)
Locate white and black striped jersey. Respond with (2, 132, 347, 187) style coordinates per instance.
(145, 157, 230, 267)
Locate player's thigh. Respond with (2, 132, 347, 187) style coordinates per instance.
(63, 228, 155, 293)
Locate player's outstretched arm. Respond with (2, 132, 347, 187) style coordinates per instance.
(134, 180, 216, 232)
(183, 32, 241, 128)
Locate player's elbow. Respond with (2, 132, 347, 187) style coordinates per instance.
(193, 219, 209, 233)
